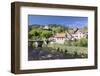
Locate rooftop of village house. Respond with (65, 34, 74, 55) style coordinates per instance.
(55, 33, 66, 38)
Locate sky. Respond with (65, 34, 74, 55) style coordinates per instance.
(28, 15, 88, 28)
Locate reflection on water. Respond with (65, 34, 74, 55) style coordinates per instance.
(28, 47, 86, 61)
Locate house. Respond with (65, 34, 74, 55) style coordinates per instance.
(44, 26, 49, 29)
(49, 28, 88, 44)
(49, 33, 66, 44)
(73, 30, 87, 39)
(66, 28, 88, 40)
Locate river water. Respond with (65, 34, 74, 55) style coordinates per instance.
(28, 47, 83, 61)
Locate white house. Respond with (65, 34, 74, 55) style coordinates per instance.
(71, 30, 87, 40)
(66, 28, 88, 40)
(44, 26, 49, 29)
(49, 33, 66, 44)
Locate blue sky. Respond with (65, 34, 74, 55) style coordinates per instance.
(28, 15, 88, 28)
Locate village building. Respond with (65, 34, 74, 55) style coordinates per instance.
(44, 26, 49, 29)
(54, 33, 66, 44)
(72, 30, 87, 39)
(66, 28, 88, 40)
(49, 28, 88, 44)
(49, 33, 66, 44)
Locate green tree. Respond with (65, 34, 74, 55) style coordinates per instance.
(41, 30, 52, 38)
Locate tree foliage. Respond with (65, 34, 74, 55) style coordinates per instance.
(41, 30, 52, 38)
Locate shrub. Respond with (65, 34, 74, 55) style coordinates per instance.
(64, 38, 88, 47)
(64, 39, 72, 46)
(77, 38, 88, 47)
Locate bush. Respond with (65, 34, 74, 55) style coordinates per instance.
(77, 38, 88, 47)
(64, 39, 72, 46)
(71, 39, 78, 46)
(64, 38, 88, 47)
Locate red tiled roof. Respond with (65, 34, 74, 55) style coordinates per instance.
(55, 33, 65, 38)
